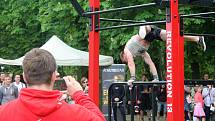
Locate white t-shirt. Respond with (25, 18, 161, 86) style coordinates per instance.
(13, 82, 26, 92)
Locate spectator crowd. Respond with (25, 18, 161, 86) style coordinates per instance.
(110, 73, 215, 121)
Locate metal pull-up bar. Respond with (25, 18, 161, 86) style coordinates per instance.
(108, 80, 215, 85)
(97, 20, 166, 31)
(181, 11, 215, 17)
(156, 0, 215, 7)
(82, 3, 157, 16)
(184, 33, 215, 37)
(183, 16, 215, 20)
(100, 18, 147, 23)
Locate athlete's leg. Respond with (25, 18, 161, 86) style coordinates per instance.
(184, 35, 199, 42)
(153, 28, 202, 42)
(159, 29, 206, 51)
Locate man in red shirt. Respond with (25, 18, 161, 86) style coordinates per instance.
(0, 48, 105, 121)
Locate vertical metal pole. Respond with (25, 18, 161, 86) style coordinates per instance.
(129, 86, 134, 121)
(89, 0, 100, 106)
(152, 86, 156, 121)
(178, 16, 185, 121)
(166, 0, 184, 121)
(108, 86, 112, 121)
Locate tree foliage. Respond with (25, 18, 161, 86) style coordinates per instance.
(0, 0, 214, 80)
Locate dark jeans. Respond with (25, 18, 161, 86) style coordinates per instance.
(184, 111, 190, 120)
(113, 103, 126, 121)
(204, 105, 210, 121)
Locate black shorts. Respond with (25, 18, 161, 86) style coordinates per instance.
(144, 26, 162, 42)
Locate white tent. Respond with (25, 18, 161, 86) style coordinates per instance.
(0, 35, 113, 66)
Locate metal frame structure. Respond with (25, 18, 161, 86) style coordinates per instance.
(70, 0, 215, 120)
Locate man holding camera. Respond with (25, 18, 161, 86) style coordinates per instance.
(0, 48, 105, 121)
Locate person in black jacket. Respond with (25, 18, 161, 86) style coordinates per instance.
(156, 84, 167, 121)
(138, 85, 152, 121)
(111, 84, 126, 121)
(110, 76, 126, 121)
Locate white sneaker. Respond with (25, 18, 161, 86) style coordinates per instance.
(198, 36, 206, 51)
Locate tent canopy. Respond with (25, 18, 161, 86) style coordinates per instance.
(0, 35, 113, 66)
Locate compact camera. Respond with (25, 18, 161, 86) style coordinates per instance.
(54, 79, 67, 91)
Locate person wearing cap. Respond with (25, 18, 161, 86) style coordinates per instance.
(120, 25, 206, 81)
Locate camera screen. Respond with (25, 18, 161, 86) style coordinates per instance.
(54, 79, 67, 91)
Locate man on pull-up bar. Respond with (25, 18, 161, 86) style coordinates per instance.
(120, 25, 206, 81)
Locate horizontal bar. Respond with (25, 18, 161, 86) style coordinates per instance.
(184, 80, 215, 85)
(109, 80, 215, 86)
(100, 18, 144, 23)
(83, 3, 156, 16)
(181, 11, 215, 18)
(184, 33, 215, 37)
(110, 81, 166, 85)
(96, 20, 166, 31)
(183, 16, 215, 20)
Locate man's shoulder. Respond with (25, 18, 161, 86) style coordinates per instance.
(0, 86, 5, 92)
